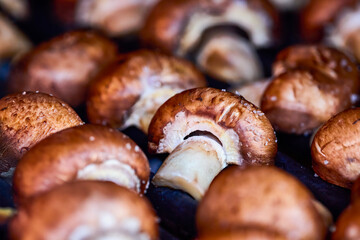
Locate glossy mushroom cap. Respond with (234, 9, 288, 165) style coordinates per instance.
(300, 0, 358, 42)
(54, 0, 159, 36)
(196, 166, 327, 240)
(87, 50, 206, 133)
(262, 45, 359, 134)
(149, 87, 277, 165)
(9, 181, 158, 240)
(333, 201, 360, 240)
(141, 0, 279, 55)
(311, 108, 360, 189)
(13, 124, 150, 202)
(0, 92, 82, 177)
(8, 30, 117, 107)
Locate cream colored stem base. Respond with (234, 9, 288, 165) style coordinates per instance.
(152, 135, 226, 200)
(196, 32, 262, 84)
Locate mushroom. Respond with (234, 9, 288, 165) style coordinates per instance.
(231, 79, 271, 107)
(9, 181, 159, 240)
(148, 87, 277, 200)
(86, 50, 206, 133)
(0, 91, 82, 179)
(0, 13, 31, 60)
(13, 124, 150, 202)
(53, 0, 160, 36)
(196, 166, 329, 240)
(332, 200, 360, 240)
(261, 45, 359, 134)
(141, 0, 279, 84)
(327, 3, 360, 63)
(311, 108, 360, 189)
(8, 30, 117, 107)
(300, 0, 358, 42)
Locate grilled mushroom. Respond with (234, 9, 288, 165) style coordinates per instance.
(311, 108, 360, 189)
(9, 181, 159, 240)
(8, 30, 117, 107)
(261, 45, 359, 134)
(13, 124, 150, 202)
(148, 87, 277, 200)
(0, 92, 82, 179)
(86, 50, 206, 133)
(141, 0, 279, 84)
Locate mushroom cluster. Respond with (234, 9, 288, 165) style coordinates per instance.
(7, 30, 118, 107)
(1, 2, 360, 240)
(234, 45, 359, 135)
(301, 0, 360, 63)
(86, 50, 206, 133)
(141, 0, 279, 84)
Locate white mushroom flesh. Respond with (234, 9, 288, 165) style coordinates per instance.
(123, 87, 182, 133)
(156, 111, 241, 165)
(178, 1, 273, 56)
(76, 0, 159, 36)
(76, 159, 141, 193)
(69, 216, 150, 240)
(153, 135, 227, 200)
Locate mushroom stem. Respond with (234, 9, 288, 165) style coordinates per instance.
(196, 32, 263, 84)
(152, 135, 226, 200)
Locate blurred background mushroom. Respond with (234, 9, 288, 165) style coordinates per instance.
(141, 0, 279, 85)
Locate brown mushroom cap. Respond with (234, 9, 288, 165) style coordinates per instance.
(300, 0, 358, 42)
(148, 87, 277, 166)
(9, 181, 158, 240)
(311, 108, 360, 189)
(262, 45, 359, 134)
(196, 166, 327, 240)
(272, 45, 359, 84)
(141, 0, 279, 56)
(13, 124, 150, 201)
(86, 50, 206, 131)
(7, 30, 117, 107)
(0, 91, 82, 176)
(333, 201, 360, 240)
